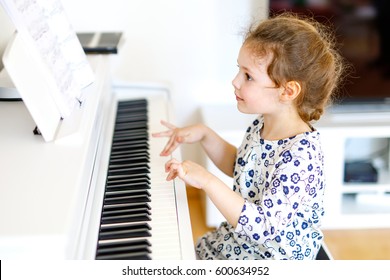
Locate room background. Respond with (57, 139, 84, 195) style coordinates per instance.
(62, 0, 268, 162)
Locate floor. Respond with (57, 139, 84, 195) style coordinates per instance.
(186, 187, 390, 260)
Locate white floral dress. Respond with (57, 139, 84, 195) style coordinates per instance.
(195, 116, 325, 260)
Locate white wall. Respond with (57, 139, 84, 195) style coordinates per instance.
(0, 6, 15, 70)
(63, 0, 268, 161)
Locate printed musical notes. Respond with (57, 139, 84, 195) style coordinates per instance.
(0, 0, 94, 117)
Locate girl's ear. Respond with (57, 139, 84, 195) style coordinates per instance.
(280, 81, 301, 101)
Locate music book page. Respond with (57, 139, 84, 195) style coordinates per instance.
(0, 0, 94, 117)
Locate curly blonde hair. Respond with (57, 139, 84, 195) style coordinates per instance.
(244, 12, 347, 122)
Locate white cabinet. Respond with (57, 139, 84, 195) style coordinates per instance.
(316, 111, 390, 229)
(201, 104, 390, 229)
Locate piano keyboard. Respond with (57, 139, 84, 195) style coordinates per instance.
(95, 97, 184, 260)
(0, 53, 194, 260)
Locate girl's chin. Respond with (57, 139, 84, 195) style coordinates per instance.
(236, 103, 257, 115)
(236, 103, 248, 113)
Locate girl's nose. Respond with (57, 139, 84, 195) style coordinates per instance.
(232, 73, 240, 89)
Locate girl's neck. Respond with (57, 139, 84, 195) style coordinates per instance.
(260, 112, 312, 141)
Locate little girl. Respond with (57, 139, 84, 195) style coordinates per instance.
(152, 13, 345, 260)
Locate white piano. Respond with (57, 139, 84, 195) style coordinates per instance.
(0, 55, 195, 260)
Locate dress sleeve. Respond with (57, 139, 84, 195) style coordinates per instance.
(234, 137, 325, 245)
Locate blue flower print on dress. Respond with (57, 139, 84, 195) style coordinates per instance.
(239, 215, 249, 226)
(264, 198, 273, 208)
(252, 233, 260, 240)
(291, 173, 300, 184)
(237, 157, 245, 166)
(272, 179, 281, 188)
(300, 139, 309, 146)
(282, 150, 293, 163)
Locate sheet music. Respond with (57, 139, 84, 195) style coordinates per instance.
(0, 0, 94, 117)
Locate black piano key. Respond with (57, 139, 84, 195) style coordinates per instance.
(99, 222, 152, 240)
(112, 136, 148, 145)
(106, 183, 150, 193)
(101, 208, 151, 224)
(114, 124, 148, 132)
(115, 116, 147, 122)
(111, 143, 149, 152)
(110, 148, 149, 157)
(96, 251, 151, 260)
(104, 195, 151, 204)
(117, 99, 147, 106)
(116, 109, 147, 115)
(106, 185, 150, 193)
(113, 134, 147, 141)
(117, 105, 147, 110)
(96, 239, 152, 260)
(104, 189, 151, 198)
(107, 173, 150, 183)
(106, 176, 150, 185)
(117, 104, 147, 111)
(109, 156, 149, 166)
(103, 202, 151, 212)
(101, 213, 150, 224)
(113, 128, 148, 137)
(108, 166, 149, 177)
(103, 203, 151, 215)
(108, 162, 149, 172)
(97, 239, 151, 254)
(115, 117, 147, 123)
(111, 139, 149, 147)
(110, 150, 149, 158)
(116, 110, 147, 117)
(104, 194, 151, 205)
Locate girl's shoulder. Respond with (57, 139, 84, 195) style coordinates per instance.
(276, 131, 324, 168)
(279, 130, 322, 152)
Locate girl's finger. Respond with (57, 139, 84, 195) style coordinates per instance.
(151, 129, 174, 137)
(165, 158, 180, 172)
(160, 120, 176, 130)
(166, 169, 178, 181)
(160, 133, 180, 156)
(165, 161, 182, 181)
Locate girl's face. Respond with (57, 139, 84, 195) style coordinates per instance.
(232, 44, 283, 115)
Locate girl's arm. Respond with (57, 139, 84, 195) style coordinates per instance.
(199, 125, 237, 177)
(165, 158, 244, 227)
(152, 120, 237, 177)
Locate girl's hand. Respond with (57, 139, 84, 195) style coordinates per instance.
(165, 158, 245, 227)
(152, 120, 206, 156)
(165, 158, 212, 190)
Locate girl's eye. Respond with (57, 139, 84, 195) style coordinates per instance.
(245, 73, 253, 81)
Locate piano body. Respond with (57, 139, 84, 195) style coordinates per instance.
(0, 55, 195, 260)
